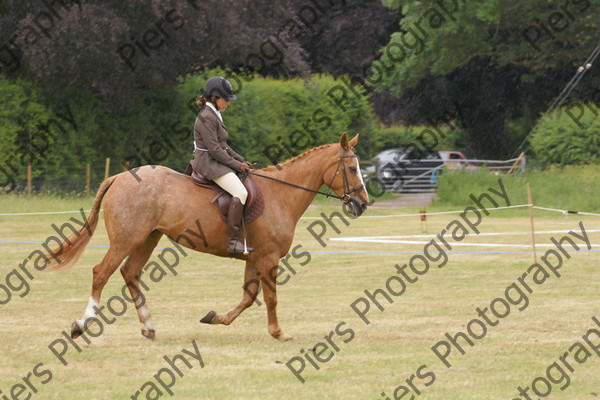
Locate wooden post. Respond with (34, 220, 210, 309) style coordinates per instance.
(508, 152, 526, 175)
(104, 157, 110, 180)
(527, 182, 537, 263)
(27, 163, 32, 195)
(86, 163, 91, 196)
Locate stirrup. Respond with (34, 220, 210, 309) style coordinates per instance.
(228, 240, 254, 255)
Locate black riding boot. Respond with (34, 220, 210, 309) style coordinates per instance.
(227, 197, 254, 254)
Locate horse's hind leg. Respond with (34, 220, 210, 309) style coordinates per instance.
(119, 230, 163, 340)
(72, 246, 129, 338)
(200, 260, 259, 326)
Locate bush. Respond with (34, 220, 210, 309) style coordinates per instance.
(530, 105, 600, 165)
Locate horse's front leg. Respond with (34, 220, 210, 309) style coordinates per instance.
(241, 258, 291, 341)
(200, 260, 258, 326)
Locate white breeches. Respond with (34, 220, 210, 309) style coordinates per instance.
(213, 172, 248, 205)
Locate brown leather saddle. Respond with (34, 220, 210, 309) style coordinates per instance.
(190, 171, 264, 224)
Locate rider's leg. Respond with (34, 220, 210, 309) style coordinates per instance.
(213, 172, 253, 254)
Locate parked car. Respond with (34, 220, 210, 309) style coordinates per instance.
(361, 147, 443, 192)
(438, 150, 479, 172)
(438, 150, 527, 175)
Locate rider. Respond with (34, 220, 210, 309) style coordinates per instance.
(189, 76, 254, 255)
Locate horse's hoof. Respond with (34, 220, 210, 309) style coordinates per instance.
(141, 329, 155, 340)
(71, 321, 83, 339)
(200, 311, 216, 324)
(270, 329, 293, 341)
(278, 333, 293, 342)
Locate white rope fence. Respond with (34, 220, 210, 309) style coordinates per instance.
(531, 206, 600, 217)
(300, 204, 532, 219)
(1, 204, 599, 218)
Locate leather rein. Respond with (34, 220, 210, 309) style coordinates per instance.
(248, 150, 364, 203)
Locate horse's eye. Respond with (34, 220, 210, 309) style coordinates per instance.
(349, 166, 357, 174)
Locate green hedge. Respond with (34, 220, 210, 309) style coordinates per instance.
(530, 104, 600, 165)
(0, 76, 52, 173)
(0, 71, 378, 192)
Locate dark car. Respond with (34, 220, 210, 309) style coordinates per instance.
(362, 147, 443, 192)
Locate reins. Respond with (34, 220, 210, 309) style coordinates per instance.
(247, 171, 346, 200)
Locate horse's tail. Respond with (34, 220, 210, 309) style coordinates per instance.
(45, 175, 119, 271)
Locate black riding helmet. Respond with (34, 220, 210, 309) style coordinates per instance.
(202, 76, 237, 101)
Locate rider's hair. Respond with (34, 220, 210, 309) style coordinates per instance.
(196, 95, 218, 108)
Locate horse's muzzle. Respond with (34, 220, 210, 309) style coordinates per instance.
(345, 197, 367, 217)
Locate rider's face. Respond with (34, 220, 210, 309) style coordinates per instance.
(216, 97, 230, 112)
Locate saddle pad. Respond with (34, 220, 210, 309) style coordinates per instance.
(191, 171, 264, 224)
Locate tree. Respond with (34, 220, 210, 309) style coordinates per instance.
(0, 0, 308, 106)
(290, 0, 399, 77)
(371, 0, 600, 157)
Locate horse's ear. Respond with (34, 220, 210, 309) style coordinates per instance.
(348, 134, 359, 149)
(340, 132, 349, 151)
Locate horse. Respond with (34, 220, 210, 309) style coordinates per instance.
(44, 133, 369, 341)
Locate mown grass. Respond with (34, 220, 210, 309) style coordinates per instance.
(0, 195, 599, 400)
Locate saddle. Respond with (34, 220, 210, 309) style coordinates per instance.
(190, 171, 264, 224)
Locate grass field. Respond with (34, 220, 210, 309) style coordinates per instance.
(0, 194, 599, 400)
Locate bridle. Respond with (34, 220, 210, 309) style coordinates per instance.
(325, 149, 365, 202)
(248, 149, 364, 203)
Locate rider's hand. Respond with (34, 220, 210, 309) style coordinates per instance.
(244, 161, 256, 169)
(239, 163, 251, 172)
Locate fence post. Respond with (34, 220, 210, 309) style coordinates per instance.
(508, 152, 526, 175)
(527, 182, 537, 263)
(104, 157, 110, 180)
(27, 163, 32, 195)
(86, 163, 91, 196)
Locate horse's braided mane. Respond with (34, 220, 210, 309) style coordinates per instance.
(262, 143, 335, 171)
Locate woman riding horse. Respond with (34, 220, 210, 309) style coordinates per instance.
(189, 76, 254, 255)
(45, 132, 368, 341)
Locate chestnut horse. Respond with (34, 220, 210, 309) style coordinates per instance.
(45, 133, 368, 341)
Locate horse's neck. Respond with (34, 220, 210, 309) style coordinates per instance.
(266, 147, 333, 222)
